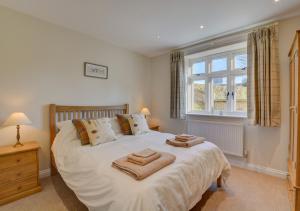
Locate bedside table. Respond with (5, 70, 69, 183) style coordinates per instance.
(149, 125, 160, 131)
(0, 141, 42, 205)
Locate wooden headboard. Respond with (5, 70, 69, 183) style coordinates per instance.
(49, 104, 129, 175)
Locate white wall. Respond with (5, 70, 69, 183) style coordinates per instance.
(0, 6, 151, 171)
(150, 15, 300, 173)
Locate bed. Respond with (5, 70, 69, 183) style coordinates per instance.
(49, 104, 231, 211)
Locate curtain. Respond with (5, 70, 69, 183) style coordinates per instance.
(247, 24, 280, 127)
(170, 51, 186, 119)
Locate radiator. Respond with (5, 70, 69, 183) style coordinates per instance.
(187, 120, 244, 157)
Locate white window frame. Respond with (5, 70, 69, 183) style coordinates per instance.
(185, 42, 247, 117)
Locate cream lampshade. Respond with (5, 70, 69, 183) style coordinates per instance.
(141, 107, 151, 117)
(3, 112, 32, 147)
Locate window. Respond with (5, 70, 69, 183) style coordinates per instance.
(192, 80, 206, 111)
(192, 62, 205, 74)
(234, 75, 247, 113)
(186, 43, 247, 117)
(212, 77, 228, 111)
(234, 54, 247, 70)
(212, 57, 227, 72)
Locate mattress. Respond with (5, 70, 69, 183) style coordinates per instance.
(52, 131, 231, 211)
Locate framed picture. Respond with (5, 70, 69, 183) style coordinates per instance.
(84, 62, 108, 79)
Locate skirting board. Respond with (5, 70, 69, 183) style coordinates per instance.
(39, 168, 51, 179)
(227, 157, 288, 179)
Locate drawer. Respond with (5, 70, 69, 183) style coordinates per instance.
(0, 163, 37, 184)
(0, 151, 36, 170)
(0, 176, 38, 199)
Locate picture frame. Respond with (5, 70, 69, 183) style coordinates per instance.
(84, 62, 108, 79)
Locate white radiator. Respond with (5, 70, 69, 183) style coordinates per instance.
(187, 120, 244, 157)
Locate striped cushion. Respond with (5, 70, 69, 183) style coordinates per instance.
(116, 114, 132, 135)
(72, 119, 90, 145)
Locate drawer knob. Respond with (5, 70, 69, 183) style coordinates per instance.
(16, 159, 21, 163)
(17, 186, 22, 190)
(16, 172, 22, 177)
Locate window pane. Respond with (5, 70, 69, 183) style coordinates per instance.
(192, 62, 205, 74)
(234, 75, 247, 112)
(212, 58, 227, 72)
(234, 54, 247, 70)
(192, 80, 206, 111)
(212, 77, 227, 111)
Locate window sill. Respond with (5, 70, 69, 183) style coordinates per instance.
(187, 112, 247, 119)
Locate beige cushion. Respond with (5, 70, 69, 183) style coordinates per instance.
(128, 114, 150, 135)
(73, 119, 117, 146)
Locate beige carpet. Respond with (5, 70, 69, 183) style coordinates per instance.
(0, 167, 291, 211)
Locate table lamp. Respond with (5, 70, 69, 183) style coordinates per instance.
(3, 112, 32, 147)
(141, 107, 151, 119)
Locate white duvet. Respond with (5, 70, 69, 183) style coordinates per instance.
(52, 131, 231, 211)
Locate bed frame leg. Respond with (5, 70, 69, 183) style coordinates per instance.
(217, 175, 222, 188)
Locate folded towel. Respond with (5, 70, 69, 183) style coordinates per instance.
(112, 152, 176, 180)
(176, 134, 196, 138)
(166, 137, 205, 148)
(127, 152, 161, 166)
(175, 134, 197, 142)
(132, 148, 157, 158)
(175, 137, 196, 142)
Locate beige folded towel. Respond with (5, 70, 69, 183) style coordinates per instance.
(112, 152, 176, 180)
(175, 134, 197, 142)
(127, 152, 161, 166)
(132, 148, 157, 158)
(166, 137, 205, 148)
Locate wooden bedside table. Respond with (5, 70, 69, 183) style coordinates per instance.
(0, 141, 42, 205)
(149, 125, 160, 131)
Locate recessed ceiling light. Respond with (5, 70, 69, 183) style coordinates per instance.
(156, 34, 161, 40)
(274, 0, 280, 2)
(200, 25, 204, 29)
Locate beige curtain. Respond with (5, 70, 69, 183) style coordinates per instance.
(247, 24, 280, 127)
(170, 51, 186, 119)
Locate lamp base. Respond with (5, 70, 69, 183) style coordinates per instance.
(13, 141, 24, 148)
(13, 125, 23, 147)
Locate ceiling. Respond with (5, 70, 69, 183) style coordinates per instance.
(1, 0, 300, 57)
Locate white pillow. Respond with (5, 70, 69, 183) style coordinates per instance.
(56, 120, 77, 140)
(128, 114, 150, 135)
(109, 117, 123, 136)
(57, 120, 72, 130)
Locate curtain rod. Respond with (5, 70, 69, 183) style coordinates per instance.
(175, 21, 278, 52)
